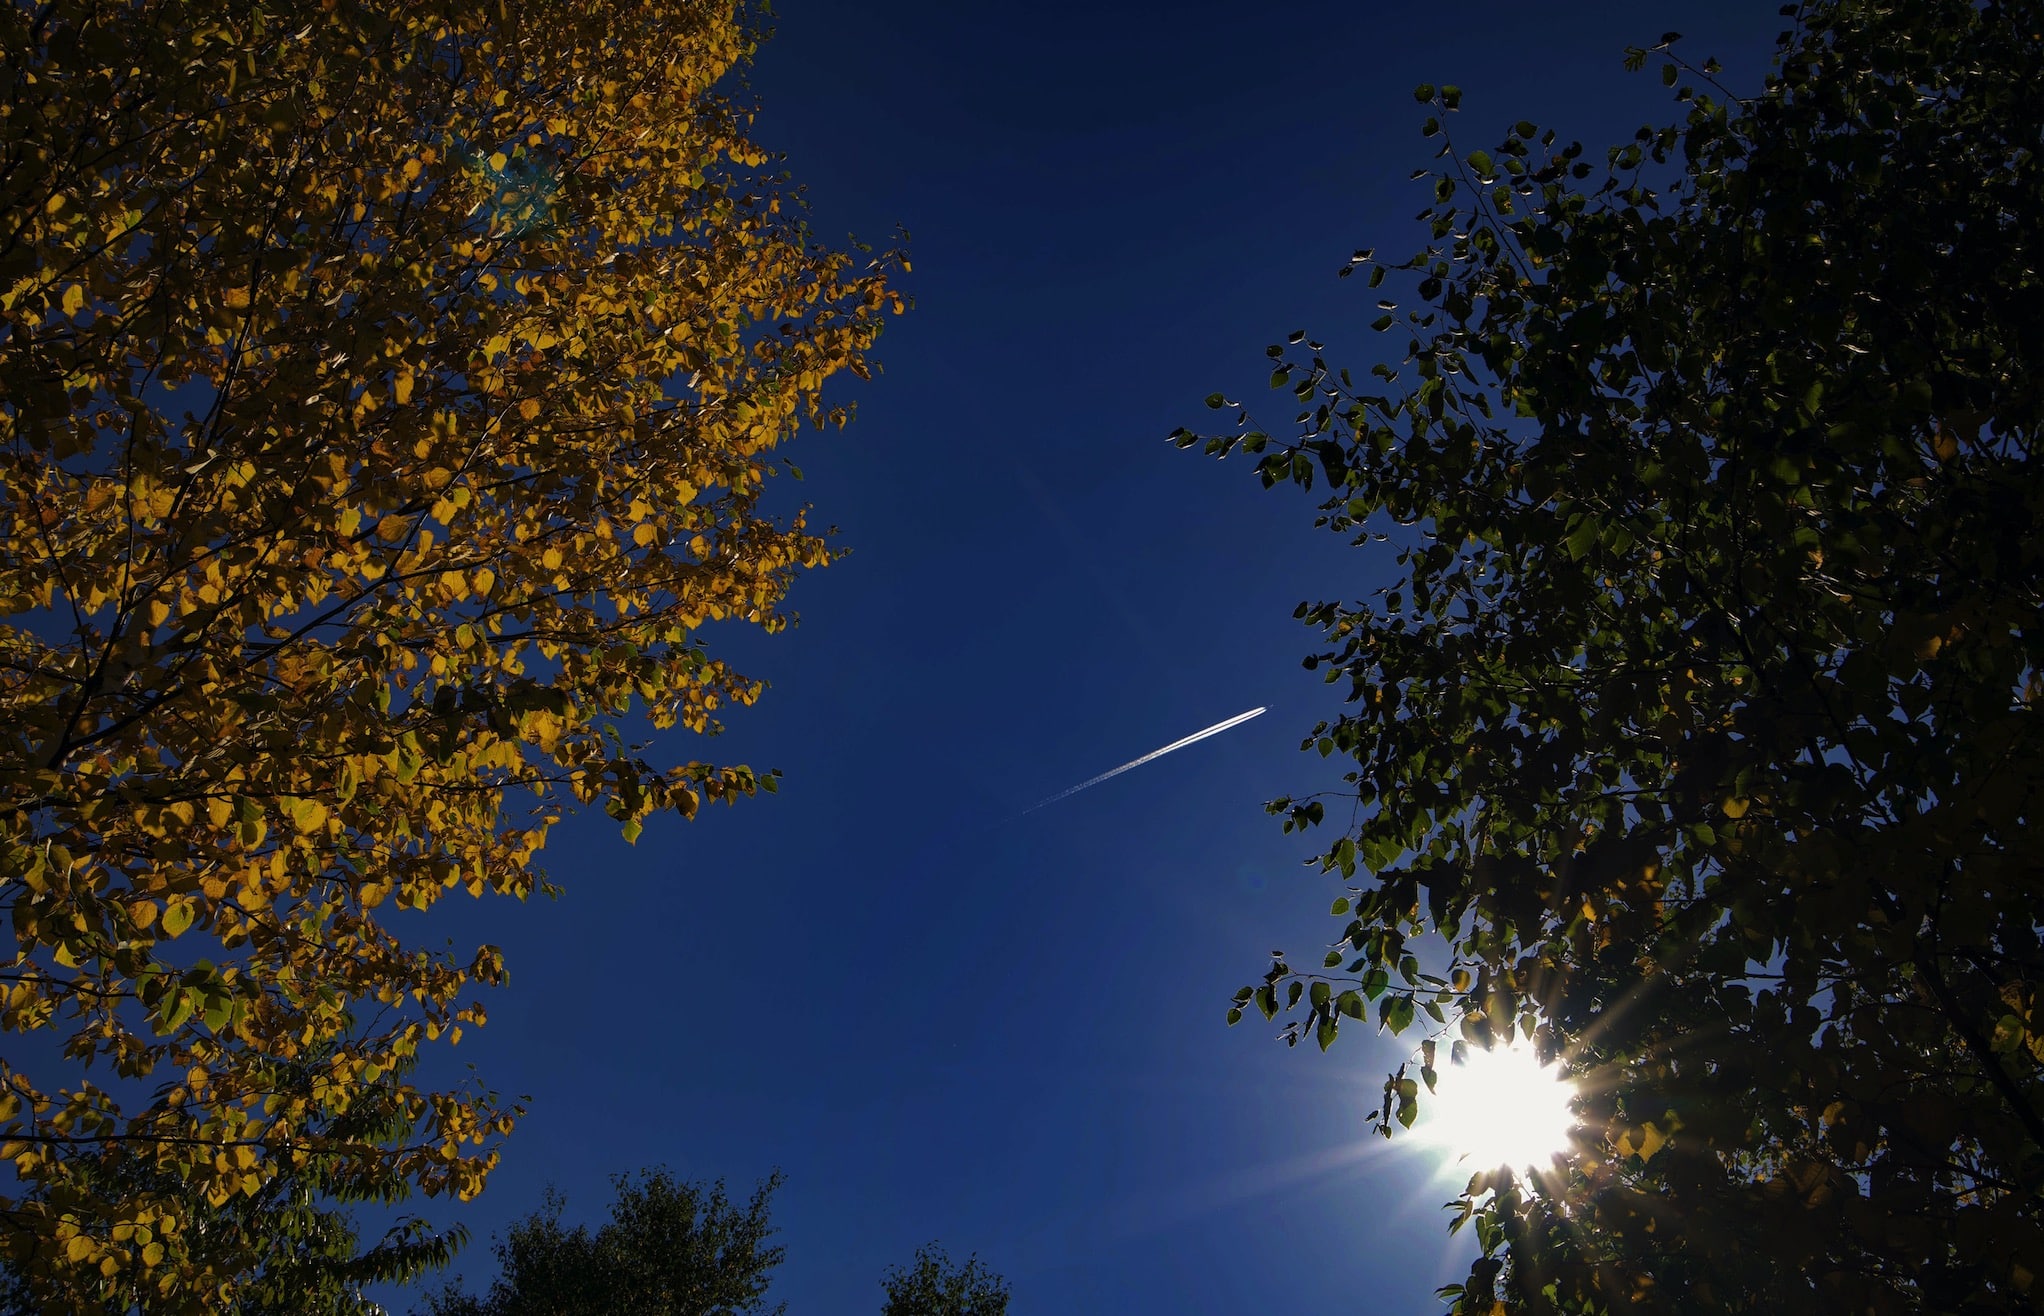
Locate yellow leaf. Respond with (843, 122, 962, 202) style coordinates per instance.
(62, 283, 86, 316)
(488, 151, 509, 171)
(395, 370, 415, 405)
(633, 523, 657, 547)
(1721, 797, 1750, 819)
(161, 901, 195, 939)
(289, 798, 328, 833)
(223, 286, 249, 309)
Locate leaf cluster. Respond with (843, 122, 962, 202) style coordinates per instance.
(1184, 1, 2044, 1310)
(2, 1045, 461, 1315)
(0, 0, 901, 1304)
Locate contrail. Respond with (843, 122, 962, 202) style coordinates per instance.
(1023, 707, 1266, 814)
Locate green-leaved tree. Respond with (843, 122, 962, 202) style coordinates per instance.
(879, 1243, 1010, 1316)
(418, 1169, 785, 1316)
(1181, 1, 2043, 1310)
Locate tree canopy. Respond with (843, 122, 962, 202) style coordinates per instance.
(0, 0, 900, 1305)
(420, 1173, 1011, 1316)
(2, 1046, 461, 1315)
(878, 1243, 1011, 1316)
(419, 1169, 785, 1316)
(1181, 0, 2043, 1310)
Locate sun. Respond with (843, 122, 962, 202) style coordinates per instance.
(1418, 1041, 1579, 1174)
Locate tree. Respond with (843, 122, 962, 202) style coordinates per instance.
(0, 0, 902, 1305)
(2, 1046, 462, 1315)
(1179, 0, 2042, 1310)
(417, 1169, 785, 1316)
(878, 1243, 1010, 1316)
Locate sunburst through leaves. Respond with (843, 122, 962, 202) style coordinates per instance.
(1418, 1043, 1578, 1175)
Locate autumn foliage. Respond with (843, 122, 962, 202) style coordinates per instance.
(0, 0, 900, 1305)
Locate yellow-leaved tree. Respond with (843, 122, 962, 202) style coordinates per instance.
(0, 0, 902, 1306)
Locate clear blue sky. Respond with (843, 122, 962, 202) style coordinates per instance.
(396, 3, 1785, 1310)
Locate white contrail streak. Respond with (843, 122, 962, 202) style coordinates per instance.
(1024, 707, 1267, 814)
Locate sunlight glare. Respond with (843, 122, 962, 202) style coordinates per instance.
(1421, 1042, 1578, 1174)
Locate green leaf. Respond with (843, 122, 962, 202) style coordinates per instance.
(1564, 516, 1599, 560)
(156, 990, 196, 1034)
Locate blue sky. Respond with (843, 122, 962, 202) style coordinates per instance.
(397, 3, 1785, 1310)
